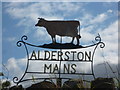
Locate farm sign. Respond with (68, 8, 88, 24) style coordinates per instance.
(13, 18, 105, 85)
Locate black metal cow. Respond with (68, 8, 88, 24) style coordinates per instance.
(35, 18, 81, 45)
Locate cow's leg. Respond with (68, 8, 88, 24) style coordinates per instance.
(76, 35, 80, 45)
(54, 35, 56, 43)
(52, 35, 56, 44)
(52, 37, 54, 43)
(51, 36, 54, 43)
(71, 37, 75, 44)
(77, 38, 79, 45)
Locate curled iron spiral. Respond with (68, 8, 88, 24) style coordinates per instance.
(13, 77, 19, 84)
(95, 33, 101, 43)
(16, 35, 28, 47)
(95, 34, 105, 48)
(21, 35, 28, 41)
(99, 42, 105, 48)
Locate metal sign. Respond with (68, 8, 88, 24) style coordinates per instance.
(13, 19, 105, 85)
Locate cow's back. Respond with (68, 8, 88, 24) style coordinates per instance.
(48, 21, 79, 26)
(45, 21, 79, 36)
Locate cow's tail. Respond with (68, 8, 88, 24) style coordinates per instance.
(78, 22, 81, 39)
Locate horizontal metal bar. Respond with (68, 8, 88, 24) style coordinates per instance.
(18, 77, 93, 83)
(28, 59, 92, 62)
(18, 78, 71, 83)
(26, 72, 93, 75)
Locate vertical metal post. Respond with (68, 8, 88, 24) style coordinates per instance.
(57, 36, 62, 88)
(56, 78, 62, 88)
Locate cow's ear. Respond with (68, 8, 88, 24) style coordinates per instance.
(41, 18, 45, 20)
(38, 18, 41, 19)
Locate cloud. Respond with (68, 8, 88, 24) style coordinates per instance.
(80, 20, 118, 66)
(4, 2, 83, 42)
(82, 10, 113, 27)
(33, 28, 51, 44)
(4, 2, 66, 36)
(7, 37, 16, 42)
(6, 58, 26, 77)
(93, 63, 118, 79)
(5, 2, 83, 20)
(79, 8, 117, 44)
(107, 9, 113, 13)
(5, 48, 118, 87)
(101, 21, 118, 42)
(2, 0, 119, 2)
(100, 21, 118, 56)
(78, 10, 115, 45)
(98, 21, 118, 64)
(3, 2, 118, 65)
(0, 2, 2, 71)
(4, 2, 118, 63)
(52, 2, 82, 16)
(3, 2, 118, 87)
(90, 13, 107, 24)
(4, 2, 116, 43)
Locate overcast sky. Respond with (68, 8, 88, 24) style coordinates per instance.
(1, 1, 119, 87)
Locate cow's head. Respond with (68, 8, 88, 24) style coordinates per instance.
(35, 18, 46, 27)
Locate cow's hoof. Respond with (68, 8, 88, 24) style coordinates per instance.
(53, 42, 57, 44)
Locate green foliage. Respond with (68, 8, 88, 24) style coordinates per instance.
(2, 80, 11, 89)
(31, 75, 36, 84)
(0, 72, 4, 76)
(0, 80, 2, 90)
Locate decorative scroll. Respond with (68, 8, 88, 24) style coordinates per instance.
(13, 34, 105, 85)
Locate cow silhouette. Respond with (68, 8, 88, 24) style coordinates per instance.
(35, 18, 81, 45)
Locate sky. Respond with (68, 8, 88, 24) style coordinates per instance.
(0, 1, 2, 72)
(1, 1, 119, 87)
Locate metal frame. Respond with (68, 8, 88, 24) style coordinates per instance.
(13, 34, 105, 85)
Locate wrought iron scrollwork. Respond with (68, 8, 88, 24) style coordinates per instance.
(95, 33, 101, 42)
(99, 42, 105, 48)
(16, 35, 28, 47)
(95, 34, 105, 48)
(21, 35, 28, 41)
(13, 77, 19, 84)
(13, 34, 105, 85)
(13, 35, 29, 85)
